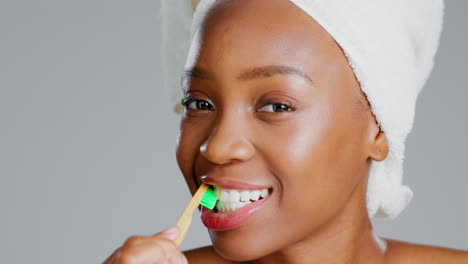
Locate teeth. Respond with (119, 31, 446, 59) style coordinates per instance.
(240, 191, 250, 202)
(214, 186, 270, 212)
(216, 201, 252, 212)
(250, 190, 260, 201)
(218, 202, 225, 211)
(229, 190, 240, 202)
(220, 191, 229, 202)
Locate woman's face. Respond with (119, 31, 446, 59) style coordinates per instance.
(176, 0, 380, 261)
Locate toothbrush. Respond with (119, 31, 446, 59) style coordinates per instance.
(175, 183, 217, 246)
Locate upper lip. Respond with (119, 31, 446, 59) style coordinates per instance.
(201, 176, 272, 190)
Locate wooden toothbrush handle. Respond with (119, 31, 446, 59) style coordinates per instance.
(175, 183, 209, 246)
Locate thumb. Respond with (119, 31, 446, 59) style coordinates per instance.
(158, 226, 180, 241)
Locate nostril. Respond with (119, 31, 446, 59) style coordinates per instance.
(199, 131, 255, 165)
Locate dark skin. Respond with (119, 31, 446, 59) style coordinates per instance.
(103, 0, 468, 263)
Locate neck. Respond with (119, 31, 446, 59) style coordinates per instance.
(248, 166, 387, 264)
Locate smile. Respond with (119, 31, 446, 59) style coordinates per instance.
(214, 187, 269, 212)
(200, 181, 272, 231)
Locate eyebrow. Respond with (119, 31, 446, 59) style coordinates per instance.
(181, 65, 315, 87)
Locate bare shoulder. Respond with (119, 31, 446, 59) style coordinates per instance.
(184, 246, 234, 264)
(385, 239, 468, 264)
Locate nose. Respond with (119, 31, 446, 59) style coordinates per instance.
(200, 116, 255, 165)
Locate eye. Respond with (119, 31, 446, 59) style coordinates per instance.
(258, 102, 293, 113)
(181, 97, 214, 111)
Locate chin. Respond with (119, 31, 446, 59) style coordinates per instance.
(209, 229, 278, 262)
(213, 242, 266, 262)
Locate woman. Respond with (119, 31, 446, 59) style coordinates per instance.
(104, 0, 468, 263)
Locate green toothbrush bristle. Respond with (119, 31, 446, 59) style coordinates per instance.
(200, 186, 217, 210)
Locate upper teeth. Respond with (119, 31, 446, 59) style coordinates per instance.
(214, 187, 269, 212)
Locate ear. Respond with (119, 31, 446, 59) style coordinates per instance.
(368, 129, 389, 162)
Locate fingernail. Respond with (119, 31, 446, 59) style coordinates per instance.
(160, 226, 179, 240)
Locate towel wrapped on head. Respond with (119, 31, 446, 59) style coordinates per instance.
(161, 0, 444, 219)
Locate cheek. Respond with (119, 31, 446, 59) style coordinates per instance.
(175, 120, 205, 190)
(259, 105, 367, 225)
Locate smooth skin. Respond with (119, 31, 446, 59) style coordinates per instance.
(103, 0, 468, 263)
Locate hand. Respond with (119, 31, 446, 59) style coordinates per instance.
(103, 226, 188, 264)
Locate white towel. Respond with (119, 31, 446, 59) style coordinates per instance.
(161, 0, 444, 219)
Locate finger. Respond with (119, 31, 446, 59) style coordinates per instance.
(149, 237, 186, 264)
(180, 253, 189, 264)
(168, 252, 189, 264)
(155, 226, 180, 242)
(117, 235, 183, 263)
(102, 246, 121, 264)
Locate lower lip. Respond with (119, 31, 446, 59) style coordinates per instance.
(201, 196, 270, 231)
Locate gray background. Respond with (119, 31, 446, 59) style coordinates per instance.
(0, 0, 466, 263)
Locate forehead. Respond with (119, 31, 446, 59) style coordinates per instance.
(194, 0, 341, 77)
